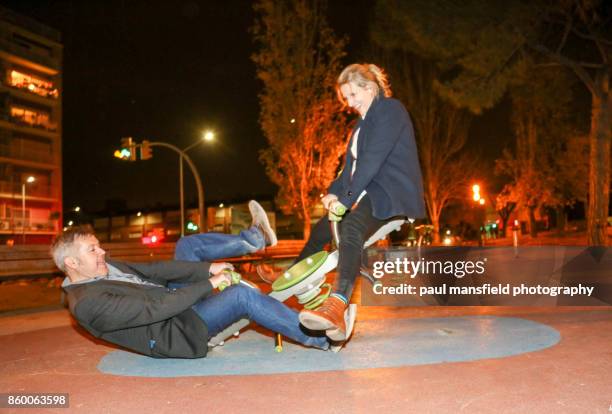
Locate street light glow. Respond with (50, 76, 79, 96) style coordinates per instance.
(68, 220, 74, 226)
(26, 176, 35, 183)
(74, 206, 81, 212)
(479, 198, 485, 205)
(471, 183, 481, 201)
(137, 211, 142, 217)
(203, 131, 215, 142)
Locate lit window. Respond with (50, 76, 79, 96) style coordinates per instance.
(9, 70, 58, 99)
(10, 106, 56, 131)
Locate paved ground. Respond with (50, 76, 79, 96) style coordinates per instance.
(1, 304, 611, 414)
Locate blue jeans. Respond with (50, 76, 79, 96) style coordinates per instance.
(174, 227, 265, 261)
(191, 285, 328, 350)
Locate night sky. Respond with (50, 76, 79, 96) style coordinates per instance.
(1, 0, 515, 215)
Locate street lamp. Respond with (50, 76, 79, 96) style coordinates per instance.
(178, 130, 215, 235)
(471, 183, 488, 245)
(118, 135, 212, 235)
(472, 184, 481, 202)
(21, 176, 35, 244)
(183, 130, 215, 153)
(203, 130, 215, 142)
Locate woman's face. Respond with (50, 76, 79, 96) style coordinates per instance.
(340, 81, 376, 117)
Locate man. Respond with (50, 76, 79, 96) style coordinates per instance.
(54, 204, 354, 358)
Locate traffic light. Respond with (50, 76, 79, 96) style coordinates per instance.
(186, 221, 199, 232)
(140, 140, 153, 160)
(114, 137, 136, 161)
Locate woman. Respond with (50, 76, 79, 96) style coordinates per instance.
(298, 63, 426, 342)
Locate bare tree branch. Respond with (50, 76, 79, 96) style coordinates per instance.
(578, 62, 606, 69)
(529, 43, 597, 96)
(556, 13, 573, 54)
(570, 27, 612, 46)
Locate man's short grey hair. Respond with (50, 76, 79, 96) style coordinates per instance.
(50, 225, 95, 272)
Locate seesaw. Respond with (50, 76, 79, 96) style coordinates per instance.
(207, 218, 408, 349)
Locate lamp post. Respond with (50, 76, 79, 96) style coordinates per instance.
(21, 175, 35, 244)
(116, 132, 213, 235)
(471, 183, 486, 246)
(146, 134, 212, 235)
(144, 142, 206, 235)
(179, 130, 215, 235)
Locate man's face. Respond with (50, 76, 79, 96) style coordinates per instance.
(68, 235, 109, 279)
(340, 81, 375, 117)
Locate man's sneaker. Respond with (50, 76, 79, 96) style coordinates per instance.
(248, 200, 278, 247)
(299, 296, 347, 334)
(329, 304, 357, 352)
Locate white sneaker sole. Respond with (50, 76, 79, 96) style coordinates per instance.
(299, 309, 335, 331)
(248, 200, 278, 247)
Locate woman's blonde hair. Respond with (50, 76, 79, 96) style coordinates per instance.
(336, 63, 392, 105)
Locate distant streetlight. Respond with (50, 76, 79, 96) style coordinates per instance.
(136, 211, 142, 217)
(472, 183, 481, 202)
(203, 130, 215, 142)
(471, 183, 488, 246)
(21, 176, 35, 243)
(219, 203, 224, 208)
(74, 206, 81, 212)
(183, 130, 215, 153)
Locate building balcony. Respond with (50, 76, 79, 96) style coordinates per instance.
(9, 113, 57, 133)
(0, 143, 54, 165)
(4, 69, 59, 100)
(0, 38, 60, 75)
(8, 82, 58, 100)
(0, 217, 58, 234)
(0, 82, 59, 107)
(0, 117, 58, 139)
(0, 180, 54, 200)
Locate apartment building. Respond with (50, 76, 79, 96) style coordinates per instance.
(0, 6, 62, 244)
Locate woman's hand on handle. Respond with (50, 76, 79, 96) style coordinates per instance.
(328, 200, 347, 222)
(321, 194, 338, 210)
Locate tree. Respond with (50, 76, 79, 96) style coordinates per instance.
(374, 0, 611, 245)
(252, 0, 348, 239)
(495, 188, 516, 238)
(550, 135, 589, 233)
(496, 68, 576, 237)
(496, 152, 555, 238)
(371, 50, 476, 243)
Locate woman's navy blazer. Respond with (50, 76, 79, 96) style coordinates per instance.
(329, 95, 426, 220)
